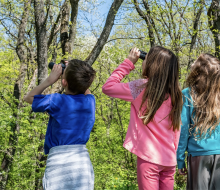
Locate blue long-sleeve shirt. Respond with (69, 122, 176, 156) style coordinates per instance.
(177, 88, 220, 169)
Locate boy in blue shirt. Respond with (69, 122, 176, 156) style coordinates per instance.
(24, 59, 96, 190)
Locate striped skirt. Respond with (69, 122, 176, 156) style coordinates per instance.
(43, 145, 94, 190)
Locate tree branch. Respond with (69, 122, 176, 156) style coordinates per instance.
(133, 0, 155, 47)
(142, 0, 162, 46)
(26, 69, 38, 93)
(85, 0, 124, 65)
(0, 19, 17, 40)
(187, 0, 204, 70)
(47, 2, 63, 48)
(106, 37, 145, 43)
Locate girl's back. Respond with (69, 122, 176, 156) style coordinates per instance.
(120, 78, 179, 166)
(177, 53, 220, 189)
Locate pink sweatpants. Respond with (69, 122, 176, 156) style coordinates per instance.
(137, 157, 176, 190)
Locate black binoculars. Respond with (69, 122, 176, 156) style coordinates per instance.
(48, 61, 66, 74)
(130, 49, 147, 60)
(139, 50, 147, 60)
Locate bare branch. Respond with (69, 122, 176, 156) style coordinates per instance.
(85, 0, 124, 65)
(133, 0, 155, 47)
(26, 69, 38, 93)
(187, 0, 205, 70)
(142, 0, 162, 45)
(0, 19, 17, 39)
(47, 2, 64, 48)
(106, 37, 145, 43)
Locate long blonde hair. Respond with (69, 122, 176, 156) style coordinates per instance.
(187, 53, 220, 139)
(140, 46, 183, 131)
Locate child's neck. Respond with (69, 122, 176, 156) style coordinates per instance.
(64, 88, 76, 95)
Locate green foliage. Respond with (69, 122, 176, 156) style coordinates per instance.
(0, 0, 217, 189)
(104, 176, 138, 190)
(0, 36, 204, 189)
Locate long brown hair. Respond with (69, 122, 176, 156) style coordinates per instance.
(187, 53, 220, 139)
(139, 46, 182, 131)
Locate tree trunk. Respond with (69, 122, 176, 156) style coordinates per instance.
(85, 0, 124, 65)
(69, 0, 79, 55)
(34, 0, 48, 84)
(208, 0, 220, 59)
(34, 1, 50, 189)
(60, 0, 70, 56)
(0, 0, 31, 188)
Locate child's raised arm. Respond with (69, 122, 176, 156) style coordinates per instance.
(24, 64, 62, 104)
(102, 48, 140, 102)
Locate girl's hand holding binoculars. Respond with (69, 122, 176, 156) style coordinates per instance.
(128, 47, 140, 64)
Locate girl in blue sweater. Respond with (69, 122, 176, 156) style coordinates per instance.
(177, 53, 220, 190)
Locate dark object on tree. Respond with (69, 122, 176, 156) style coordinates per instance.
(48, 62, 66, 74)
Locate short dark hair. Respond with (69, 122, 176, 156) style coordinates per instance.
(65, 59, 96, 94)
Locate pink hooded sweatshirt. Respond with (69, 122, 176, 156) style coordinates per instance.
(102, 59, 180, 166)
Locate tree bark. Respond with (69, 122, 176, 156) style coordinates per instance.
(85, 0, 124, 65)
(69, 0, 79, 55)
(207, 0, 220, 59)
(34, 0, 48, 84)
(34, 1, 50, 189)
(60, 0, 70, 56)
(0, 0, 31, 188)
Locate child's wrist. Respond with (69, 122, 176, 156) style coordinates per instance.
(127, 57, 137, 64)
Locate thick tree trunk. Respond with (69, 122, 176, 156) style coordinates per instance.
(34, 1, 50, 189)
(85, 0, 124, 65)
(208, 0, 220, 59)
(0, 0, 31, 189)
(60, 0, 70, 56)
(69, 0, 79, 55)
(34, 0, 48, 85)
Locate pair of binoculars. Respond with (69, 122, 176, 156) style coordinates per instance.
(48, 61, 66, 74)
(48, 49, 147, 72)
(138, 50, 147, 60)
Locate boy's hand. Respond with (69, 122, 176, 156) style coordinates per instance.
(127, 47, 140, 64)
(47, 64, 62, 85)
(178, 167, 187, 175)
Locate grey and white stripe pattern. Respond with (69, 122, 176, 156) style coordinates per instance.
(43, 145, 94, 190)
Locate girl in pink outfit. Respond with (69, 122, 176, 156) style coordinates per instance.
(102, 47, 182, 190)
